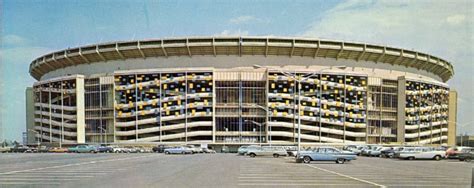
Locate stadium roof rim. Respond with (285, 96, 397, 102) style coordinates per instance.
(29, 36, 454, 82)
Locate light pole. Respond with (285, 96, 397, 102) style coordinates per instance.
(253, 65, 346, 153)
(245, 120, 264, 145)
(98, 126, 107, 145)
(27, 129, 40, 147)
(251, 104, 272, 146)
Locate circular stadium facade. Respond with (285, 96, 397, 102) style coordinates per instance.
(27, 36, 457, 147)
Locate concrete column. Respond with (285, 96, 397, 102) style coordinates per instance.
(448, 90, 457, 146)
(212, 70, 216, 144)
(396, 76, 406, 144)
(76, 76, 86, 144)
(25, 87, 36, 145)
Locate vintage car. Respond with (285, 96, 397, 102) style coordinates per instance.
(398, 147, 445, 160)
(68, 145, 98, 153)
(164, 147, 193, 154)
(246, 146, 288, 158)
(237, 145, 260, 155)
(458, 150, 473, 162)
(49, 147, 68, 153)
(446, 147, 473, 159)
(296, 146, 357, 164)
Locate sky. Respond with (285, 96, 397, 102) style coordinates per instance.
(0, 0, 472, 141)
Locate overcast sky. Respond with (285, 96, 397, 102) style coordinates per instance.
(1, 0, 472, 141)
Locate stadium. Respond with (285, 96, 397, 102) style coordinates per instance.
(25, 36, 457, 148)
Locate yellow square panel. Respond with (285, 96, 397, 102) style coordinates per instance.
(312, 101, 316, 106)
(166, 110, 170, 115)
(300, 111, 304, 116)
(118, 111, 122, 116)
(163, 103, 167, 108)
(339, 80, 343, 84)
(323, 85, 327, 90)
(271, 103, 276, 108)
(140, 111, 145, 116)
(150, 89, 154, 92)
(286, 100, 289, 105)
(271, 83, 275, 89)
(177, 100, 181, 105)
(130, 79, 134, 83)
(335, 90, 338, 94)
(189, 83, 193, 89)
(175, 88, 179, 92)
(163, 84, 167, 89)
(310, 89, 313, 93)
(323, 104, 327, 109)
(204, 99, 208, 105)
(283, 88, 288, 92)
(126, 90, 130, 94)
(175, 112, 179, 116)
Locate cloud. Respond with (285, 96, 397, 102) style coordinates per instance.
(2, 35, 30, 47)
(229, 15, 256, 24)
(216, 29, 249, 36)
(302, 0, 474, 134)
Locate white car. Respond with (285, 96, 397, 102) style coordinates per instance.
(186, 145, 203, 153)
(247, 147, 288, 158)
(398, 147, 445, 160)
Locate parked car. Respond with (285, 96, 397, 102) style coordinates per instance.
(186, 145, 203, 153)
(11, 145, 32, 153)
(361, 145, 380, 156)
(237, 145, 260, 155)
(246, 146, 288, 158)
(152, 145, 172, 153)
(398, 147, 445, 160)
(296, 146, 357, 164)
(164, 147, 193, 154)
(69, 145, 98, 153)
(96, 144, 113, 153)
(203, 148, 216, 154)
(124, 146, 138, 153)
(381, 147, 402, 158)
(49, 147, 68, 153)
(458, 150, 473, 162)
(36, 146, 51, 153)
(110, 145, 126, 153)
(0, 147, 11, 153)
(446, 147, 472, 159)
(369, 147, 391, 157)
(348, 145, 367, 156)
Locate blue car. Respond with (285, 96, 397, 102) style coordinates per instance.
(296, 146, 357, 164)
(164, 147, 193, 154)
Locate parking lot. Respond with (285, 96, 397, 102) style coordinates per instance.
(0, 153, 472, 188)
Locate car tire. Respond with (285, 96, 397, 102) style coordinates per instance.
(165, 151, 170, 155)
(182, 151, 186, 155)
(465, 157, 472, 162)
(434, 155, 441, 161)
(408, 157, 415, 160)
(303, 156, 311, 164)
(336, 158, 345, 164)
(273, 154, 279, 158)
(249, 153, 256, 158)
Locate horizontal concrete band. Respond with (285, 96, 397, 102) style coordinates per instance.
(29, 36, 454, 82)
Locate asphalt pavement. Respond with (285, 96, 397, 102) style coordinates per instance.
(0, 153, 472, 188)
